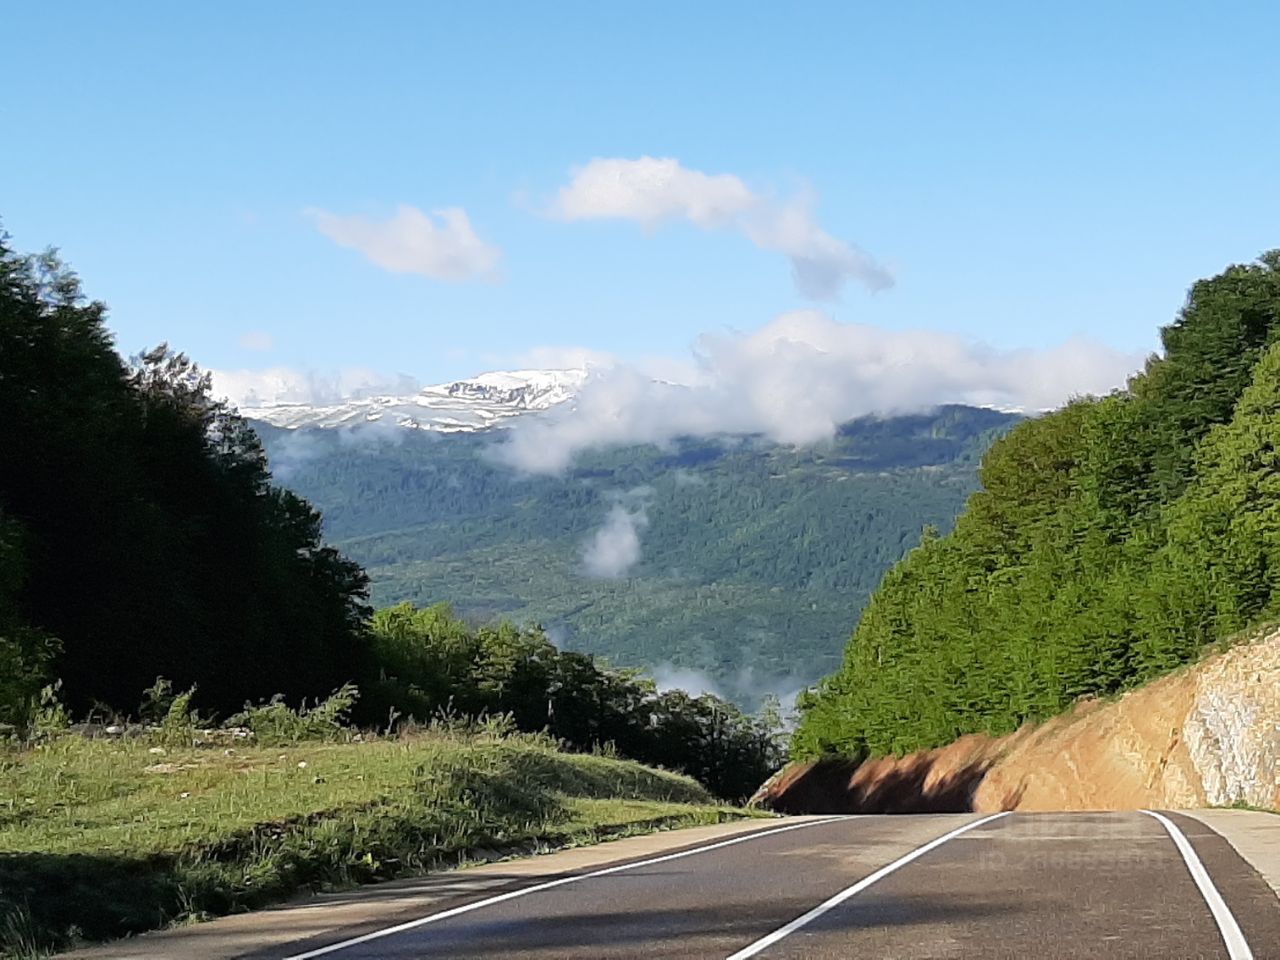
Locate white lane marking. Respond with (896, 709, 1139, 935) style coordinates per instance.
(283, 816, 850, 959)
(1142, 810, 1254, 960)
(724, 811, 1010, 960)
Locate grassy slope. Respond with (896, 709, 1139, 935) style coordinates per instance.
(0, 731, 750, 956)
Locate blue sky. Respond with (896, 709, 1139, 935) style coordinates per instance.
(4, 1, 1279, 401)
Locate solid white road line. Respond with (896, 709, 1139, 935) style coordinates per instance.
(1142, 810, 1254, 960)
(282, 816, 850, 959)
(724, 811, 1010, 960)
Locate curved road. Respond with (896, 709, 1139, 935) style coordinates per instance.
(73, 811, 1280, 959)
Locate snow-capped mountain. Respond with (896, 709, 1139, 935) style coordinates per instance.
(240, 369, 588, 432)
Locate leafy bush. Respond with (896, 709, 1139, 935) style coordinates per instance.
(228, 683, 360, 745)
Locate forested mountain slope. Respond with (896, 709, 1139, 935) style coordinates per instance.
(793, 251, 1280, 759)
(256, 406, 1018, 706)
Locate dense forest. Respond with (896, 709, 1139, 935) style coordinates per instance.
(257, 405, 1016, 706)
(0, 241, 370, 719)
(0, 231, 780, 799)
(793, 251, 1280, 760)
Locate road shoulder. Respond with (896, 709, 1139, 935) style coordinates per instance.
(1183, 808, 1280, 900)
(59, 816, 827, 960)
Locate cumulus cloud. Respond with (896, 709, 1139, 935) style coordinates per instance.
(551, 156, 891, 298)
(496, 311, 1145, 474)
(238, 331, 274, 352)
(555, 157, 756, 228)
(209, 367, 420, 408)
(582, 497, 650, 579)
(307, 204, 500, 281)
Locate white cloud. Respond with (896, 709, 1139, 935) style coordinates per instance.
(238, 331, 274, 352)
(264, 417, 406, 481)
(307, 204, 500, 281)
(267, 429, 326, 481)
(211, 315, 1143, 480)
(496, 311, 1145, 474)
(582, 500, 649, 579)
(552, 156, 891, 298)
(651, 665, 723, 699)
(209, 367, 420, 408)
(647, 662, 805, 715)
(554, 156, 756, 229)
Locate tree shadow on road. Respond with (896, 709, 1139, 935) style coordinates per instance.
(760, 754, 1025, 814)
(265, 893, 1023, 959)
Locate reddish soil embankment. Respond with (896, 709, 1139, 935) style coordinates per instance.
(757, 629, 1280, 813)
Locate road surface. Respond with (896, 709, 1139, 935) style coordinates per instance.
(71, 811, 1280, 959)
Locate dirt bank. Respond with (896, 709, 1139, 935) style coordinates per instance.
(758, 629, 1280, 813)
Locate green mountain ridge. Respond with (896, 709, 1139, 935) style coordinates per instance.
(256, 405, 1019, 708)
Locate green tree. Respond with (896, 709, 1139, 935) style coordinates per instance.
(793, 251, 1280, 761)
(0, 229, 370, 714)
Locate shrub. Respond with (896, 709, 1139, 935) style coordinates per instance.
(227, 683, 360, 745)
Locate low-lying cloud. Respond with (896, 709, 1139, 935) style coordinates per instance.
(651, 665, 724, 699)
(581, 496, 650, 579)
(262, 417, 407, 481)
(307, 204, 500, 282)
(552, 156, 891, 299)
(649, 662, 806, 717)
(496, 311, 1145, 474)
(210, 367, 420, 408)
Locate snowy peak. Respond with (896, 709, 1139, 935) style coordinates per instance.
(424, 370, 585, 409)
(241, 369, 588, 433)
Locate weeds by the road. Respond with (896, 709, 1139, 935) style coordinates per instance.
(0, 726, 750, 957)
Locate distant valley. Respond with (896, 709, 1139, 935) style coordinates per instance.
(253, 371, 1019, 708)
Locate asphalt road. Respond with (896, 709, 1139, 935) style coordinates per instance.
(239, 811, 1280, 960)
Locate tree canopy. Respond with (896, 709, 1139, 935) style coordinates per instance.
(0, 234, 371, 718)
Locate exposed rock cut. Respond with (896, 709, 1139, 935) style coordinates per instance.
(757, 629, 1280, 813)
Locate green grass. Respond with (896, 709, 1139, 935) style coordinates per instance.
(0, 730, 753, 957)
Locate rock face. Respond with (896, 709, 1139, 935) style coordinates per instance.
(757, 629, 1280, 813)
